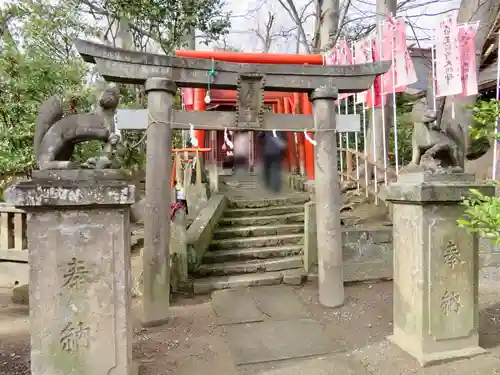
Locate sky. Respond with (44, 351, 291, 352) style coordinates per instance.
(0, 0, 460, 53)
(199, 0, 461, 53)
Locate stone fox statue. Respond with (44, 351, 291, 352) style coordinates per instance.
(410, 107, 465, 173)
(34, 87, 120, 170)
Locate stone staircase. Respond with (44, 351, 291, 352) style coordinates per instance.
(192, 195, 310, 294)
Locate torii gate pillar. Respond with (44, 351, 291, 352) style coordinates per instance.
(311, 87, 344, 307)
(142, 77, 175, 326)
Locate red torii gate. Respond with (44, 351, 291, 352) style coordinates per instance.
(177, 49, 319, 180)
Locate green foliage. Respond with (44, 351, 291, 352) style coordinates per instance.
(8, 0, 98, 61)
(388, 93, 416, 165)
(469, 99, 500, 141)
(458, 100, 500, 242)
(0, 44, 90, 175)
(388, 112, 413, 165)
(0, 0, 230, 185)
(81, 0, 231, 53)
(458, 187, 500, 243)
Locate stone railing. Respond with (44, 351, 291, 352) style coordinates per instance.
(0, 203, 27, 262)
(172, 148, 211, 219)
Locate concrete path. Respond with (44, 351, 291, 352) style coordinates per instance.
(211, 283, 500, 375)
(212, 286, 337, 366)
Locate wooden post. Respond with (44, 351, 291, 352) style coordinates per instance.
(311, 87, 344, 308)
(302, 93, 315, 180)
(142, 77, 176, 327)
(346, 149, 353, 180)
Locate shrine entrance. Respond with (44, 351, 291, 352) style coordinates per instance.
(74, 37, 389, 323)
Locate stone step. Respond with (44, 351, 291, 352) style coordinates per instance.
(213, 223, 304, 240)
(194, 256, 303, 277)
(210, 233, 304, 250)
(219, 212, 304, 226)
(228, 196, 309, 209)
(203, 245, 304, 264)
(223, 205, 304, 218)
(193, 268, 307, 294)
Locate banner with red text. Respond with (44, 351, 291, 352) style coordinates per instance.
(394, 18, 417, 89)
(380, 17, 415, 94)
(404, 48, 417, 87)
(323, 45, 340, 104)
(354, 38, 373, 103)
(338, 39, 354, 99)
(324, 44, 340, 65)
(435, 11, 462, 97)
(457, 22, 479, 97)
(380, 20, 397, 94)
(366, 40, 383, 109)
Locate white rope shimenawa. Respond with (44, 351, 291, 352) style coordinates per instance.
(189, 123, 199, 148)
(304, 130, 317, 146)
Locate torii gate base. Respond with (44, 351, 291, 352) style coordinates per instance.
(74, 38, 390, 326)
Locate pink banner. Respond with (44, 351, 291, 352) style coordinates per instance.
(394, 18, 417, 89)
(366, 40, 383, 109)
(181, 88, 194, 111)
(393, 19, 407, 88)
(457, 23, 479, 97)
(354, 38, 373, 103)
(404, 48, 417, 87)
(338, 39, 354, 99)
(324, 45, 340, 65)
(380, 20, 396, 94)
(324, 45, 341, 104)
(380, 17, 412, 94)
(435, 12, 462, 97)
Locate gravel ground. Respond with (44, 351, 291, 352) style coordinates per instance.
(0, 292, 237, 375)
(2, 281, 500, 375)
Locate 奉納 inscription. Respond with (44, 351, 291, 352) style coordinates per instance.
(443, 240, 460, 268)
(60, 321, 90, 352)
(440, 289, 461, 315)
(63, 257, 90, 289)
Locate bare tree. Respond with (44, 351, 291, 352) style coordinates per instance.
(251, 10, 295, 52)
(278, 0, 315, 52)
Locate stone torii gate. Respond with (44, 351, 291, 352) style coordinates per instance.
(74, 39, 390, 325)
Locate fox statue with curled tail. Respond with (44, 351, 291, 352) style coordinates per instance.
(34, 86, 121, 170)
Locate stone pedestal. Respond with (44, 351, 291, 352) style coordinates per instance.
(5, 170, 137, 375)
(382, 172, 494, 366)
